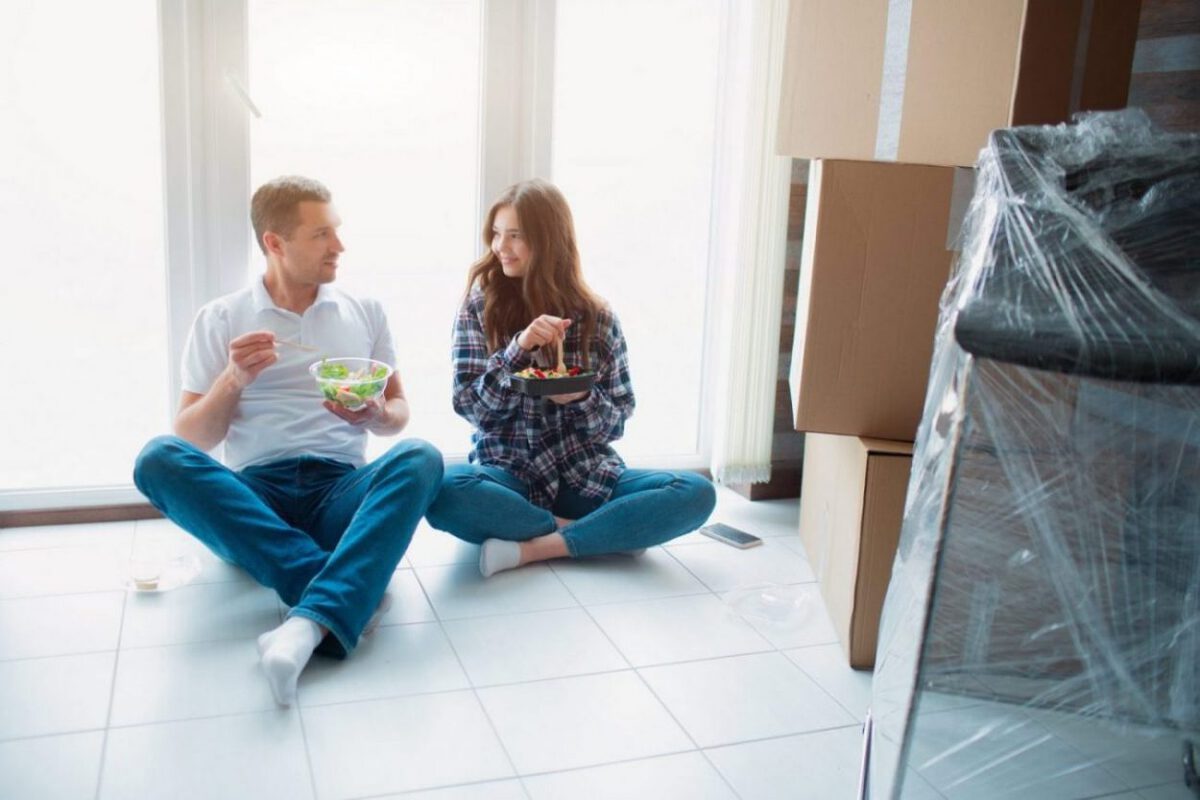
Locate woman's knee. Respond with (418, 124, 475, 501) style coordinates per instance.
(674, 472, 717, 520)
(425, 468, 473, 530)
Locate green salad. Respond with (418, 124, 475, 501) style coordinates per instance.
(314, 360, 390, 407)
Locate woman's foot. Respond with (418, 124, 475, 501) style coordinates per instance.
(480, 539, 522, 577)
(479, 532, 572, 577)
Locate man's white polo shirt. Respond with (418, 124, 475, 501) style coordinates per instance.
(181, 277, 397, 470)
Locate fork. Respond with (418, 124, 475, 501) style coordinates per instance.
(276, 339, 319, 352)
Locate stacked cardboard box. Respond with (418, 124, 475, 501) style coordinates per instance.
(780, 0, 1140, 668)
(778, 0, 1140, 167)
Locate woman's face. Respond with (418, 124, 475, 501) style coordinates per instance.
(491, 204, 531, 278)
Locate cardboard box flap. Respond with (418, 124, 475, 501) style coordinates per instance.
(778, 0, 888, 161)
(851, 452, 912, 667)
(859, 438, 916, 456)
(800, 433, 915, 669)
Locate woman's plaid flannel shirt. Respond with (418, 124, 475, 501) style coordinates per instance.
(451, 290, 636, 509)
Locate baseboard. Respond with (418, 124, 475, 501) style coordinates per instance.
(0, 503, 162, 529)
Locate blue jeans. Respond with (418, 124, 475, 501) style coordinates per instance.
(426, 464, 716, 557)
(133, 435, 443, 657)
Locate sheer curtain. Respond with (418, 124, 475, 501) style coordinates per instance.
(708, 0, 792, 484)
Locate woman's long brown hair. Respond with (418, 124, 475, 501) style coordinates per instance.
(465, 179, 605, 366)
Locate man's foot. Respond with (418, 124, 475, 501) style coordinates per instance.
(479, 538, 522, 578)
(258, 616, 323, 707)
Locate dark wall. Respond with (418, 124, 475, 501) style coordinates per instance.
(1128, 0, 1200, 132)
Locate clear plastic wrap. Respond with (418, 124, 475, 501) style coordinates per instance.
(867, 110, 1200, 800)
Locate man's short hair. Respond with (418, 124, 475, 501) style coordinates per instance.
(250, 176, 332, 254)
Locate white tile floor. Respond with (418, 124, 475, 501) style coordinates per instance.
(0, 490, 864, 800)
(0, 488, 1194, 800)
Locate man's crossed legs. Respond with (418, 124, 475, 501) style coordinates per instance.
(134, 435, 443, 705)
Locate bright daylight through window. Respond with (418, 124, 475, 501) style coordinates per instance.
(553, 0, 719, 460)
(248, 0, 483, 463)
(0, 1, 168, 497)
(1, 0, 724, 509)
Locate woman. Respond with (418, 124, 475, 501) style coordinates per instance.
(426, 179, 716, 577)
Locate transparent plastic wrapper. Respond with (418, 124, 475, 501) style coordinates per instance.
(867, 110, 1200, 799)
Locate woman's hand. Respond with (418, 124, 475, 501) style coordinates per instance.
(517, 315, 571, 351)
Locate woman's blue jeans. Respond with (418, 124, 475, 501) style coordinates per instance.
(133, 435, 443, 657)
(426, 464, 716, 557)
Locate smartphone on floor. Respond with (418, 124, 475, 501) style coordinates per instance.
(699, 523, 763, 549)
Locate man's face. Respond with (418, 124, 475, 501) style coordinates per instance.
(277, 201, 344, 285)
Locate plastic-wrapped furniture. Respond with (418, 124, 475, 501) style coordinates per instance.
(866, 110, 1200, 800)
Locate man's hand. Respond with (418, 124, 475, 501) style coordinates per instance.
(323, 396, 387, 427)
(226, 331, 278, 389)
(174, 329, 276, 450)
(547, 390, 589, 405)
(517, 315, 571, 351)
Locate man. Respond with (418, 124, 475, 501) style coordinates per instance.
(134, 176, 442, 706)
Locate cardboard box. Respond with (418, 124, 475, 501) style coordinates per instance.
(789, 159, 967, 441)
(800, 434, 912, 669)
(777, 0, 1141, 166)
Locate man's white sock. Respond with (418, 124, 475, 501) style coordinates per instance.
(262, 592, 393, 657)
(479, 539, 522, 578)
(258, 616, 323, 707)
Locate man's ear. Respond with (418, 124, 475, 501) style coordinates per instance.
(262, 230, 284, 257)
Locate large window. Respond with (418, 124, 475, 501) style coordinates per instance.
(0, 0, 731, 510)
(0, 1, 168, 501)
(552, 0, 720, 460)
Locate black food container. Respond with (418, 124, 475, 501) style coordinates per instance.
(510, 372, 597, 397)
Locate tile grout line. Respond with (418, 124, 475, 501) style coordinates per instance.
(290, 611, 321, 800)
(783, 648, 875, 724)
(294, 704, 322, 799)
(549, 552, 747, 800)
(92, 571, 132, 800)
(646, 534, 803, 798)
(408, 557, 533, 799)
(657, 543, 781, 654)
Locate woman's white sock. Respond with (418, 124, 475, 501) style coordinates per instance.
(479, 539, 522, 578)
(258, 616, 323, 707)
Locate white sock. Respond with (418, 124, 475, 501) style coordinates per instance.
(479, 538, 522, 578)
(258, 616, 323, 707)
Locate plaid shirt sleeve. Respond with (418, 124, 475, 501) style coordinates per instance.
(566, 308, 635, 443)
(450, 292, 531, 428)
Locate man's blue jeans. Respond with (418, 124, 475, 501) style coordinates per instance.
(133, 435, 443, 657)
(426, 464, 716, 557)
